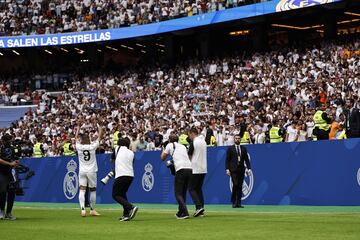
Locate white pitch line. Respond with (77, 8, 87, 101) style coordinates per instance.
(14, 206, 360, 215)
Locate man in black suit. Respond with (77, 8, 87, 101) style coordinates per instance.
(226, 134, 252, 208)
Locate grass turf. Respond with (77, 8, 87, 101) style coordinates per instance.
(1, 203, 360, 240)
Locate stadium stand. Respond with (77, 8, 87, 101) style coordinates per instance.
(0, 0, 268, 36)
(0, 106, 35, 128)
(0, 36, 359, 156)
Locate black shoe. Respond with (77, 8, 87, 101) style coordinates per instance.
(232, 204, 237, 208)
(129, 206, 138, 220)
(120, 216, 130, 222)
(193, 208, 205, 217)
(237, 205, 244, 208)
(175, 212, 189, 219)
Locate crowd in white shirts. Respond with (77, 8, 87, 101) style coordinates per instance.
(0, 0, 267, 36)
(0, 37, 359, 156)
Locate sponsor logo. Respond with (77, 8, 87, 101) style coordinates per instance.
(63, 160, 79, 200)
(229, 170, 254, 200)
(142, 163, 154, 192)
(276, 0, 335, 12)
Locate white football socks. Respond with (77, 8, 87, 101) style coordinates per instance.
(79, 190, 85, 210)
(90, 191, 96, 210)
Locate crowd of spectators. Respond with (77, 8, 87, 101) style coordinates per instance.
(0, 37, 359, 157)
(0, 0, 267, 36)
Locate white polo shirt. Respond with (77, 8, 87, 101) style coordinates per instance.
(165, 142, 192, 172)
(191, 136, 207, 174)
(114, 146, 135, 178)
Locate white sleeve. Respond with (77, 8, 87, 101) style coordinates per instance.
(76, 143, 82, 150)
(91, 140, 100, 150)
(164, 143, 172, 155)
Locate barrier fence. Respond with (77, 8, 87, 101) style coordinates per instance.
(17, 138, 360, 205)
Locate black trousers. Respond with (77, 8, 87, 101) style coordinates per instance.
(0, 172, 15, 214)
(189, 173, 205, 209)
(230, 167, 245, 206)
(112, 176, 134, 217)
(174, 169, 192, 215)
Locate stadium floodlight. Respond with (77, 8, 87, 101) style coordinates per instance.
(141, 50, 146, 54)
(155, 43, 165, 48)
(229, 30, 250, 36)
(136, 43, 146, 48)
(271, 24, 324, 30)
(60, 48, 69, 53)
(105, 46, 118, 51)
(0, 52, 3, 56)
(74, 47, 85, 54)
(44, 50, 53, 55)
(337, 19, 360, 25)
(120, 44, 135, 50)
(345, 12, 360, 17)
(12, 50, 20, 55)
(97, 49, 102, 52)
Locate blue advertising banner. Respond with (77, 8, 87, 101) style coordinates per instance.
(0, 0, 340, 49)
(17, 138, 360, 206)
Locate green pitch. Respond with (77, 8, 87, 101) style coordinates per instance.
(2, 203, 360, 240)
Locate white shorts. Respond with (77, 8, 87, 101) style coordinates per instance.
(79, 172, 97, 188)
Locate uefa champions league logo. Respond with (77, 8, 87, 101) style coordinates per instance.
(357, 168, 360, 187)
(142, 163, 154, 192)
(63, 160, 79, 200)
(229, 170, 254, 200)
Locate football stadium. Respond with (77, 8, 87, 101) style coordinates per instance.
(1, 0, 360, 239)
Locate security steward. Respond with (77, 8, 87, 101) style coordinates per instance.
(33, 137, 45, 158)
(240, 123, 251, 145)
(179, 129, 189, 148)
(205, 128, 217, 146)
(269, 120, 284, 143)
(62, 138, 76, 156)
(313, 105, 331, 140)
(240, 129, 251, 145)
(0, 134, 20, 220)
(113, 128, 121, 149)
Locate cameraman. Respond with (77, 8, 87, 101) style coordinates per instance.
(161, 133, 199, 219)
(0, 134, 19, 220)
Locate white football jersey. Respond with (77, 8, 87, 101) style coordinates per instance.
(76, 140, 99, 173)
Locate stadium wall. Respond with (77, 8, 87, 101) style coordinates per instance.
(17, 138, 360, 206)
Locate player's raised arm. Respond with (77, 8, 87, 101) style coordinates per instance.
(97, 120, 104, 141)
(75, 126, 80, 142)
(75, 119, 82, 142)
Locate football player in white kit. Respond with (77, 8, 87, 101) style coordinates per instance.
(75, 120, 103, 217)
